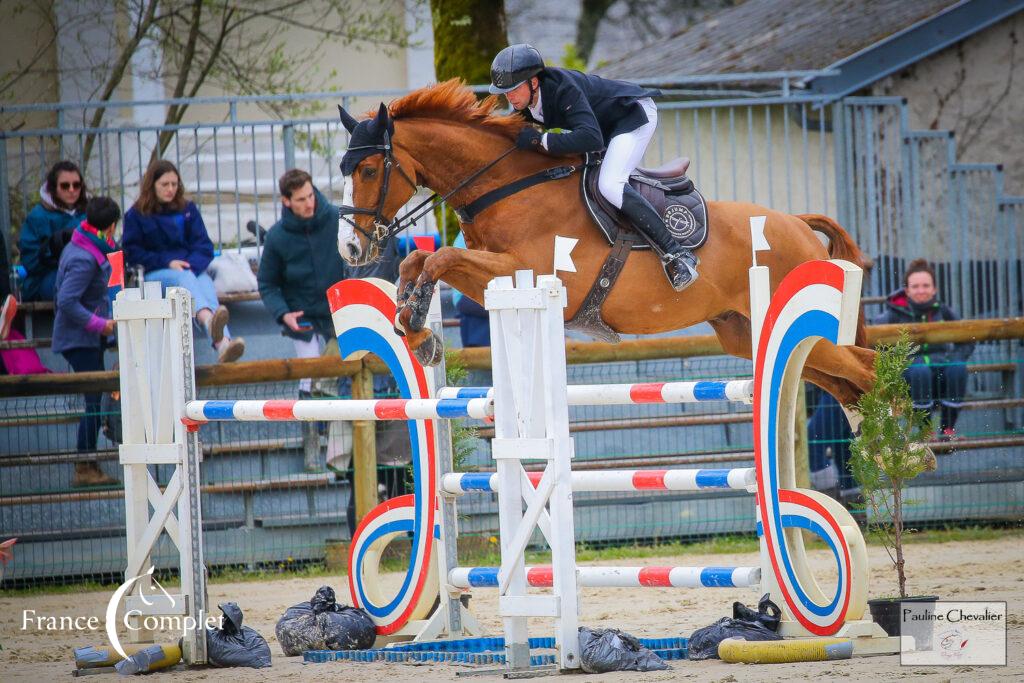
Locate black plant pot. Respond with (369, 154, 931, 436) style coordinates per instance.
(868, 595, 940, 650)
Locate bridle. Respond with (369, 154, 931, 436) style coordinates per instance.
(338, 128, 516, 260)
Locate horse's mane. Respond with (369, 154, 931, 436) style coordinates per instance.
(377, 78, 521, 140)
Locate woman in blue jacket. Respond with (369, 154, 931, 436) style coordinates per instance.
(122, 160, 244, 362)
(18, 160, 89, 301)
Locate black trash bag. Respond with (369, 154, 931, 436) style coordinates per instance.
(206, 602, 272, 668)
(276, 599, 324, 656)
(688, 594, 784, 661)
(312, 586, 376, 651)
(276, 586, 376, 656)
(578, 627, 669, 673)
(732, 593, 782, 632)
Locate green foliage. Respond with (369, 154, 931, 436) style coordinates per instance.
(850, 331, 933, 496)
(444, 347, 477, 472)
(850, 330, 935, 597)
(560, 43, 587, 72)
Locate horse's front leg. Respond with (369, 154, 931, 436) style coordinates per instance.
(394, 250, 431, 336)
(398, 246, 523, 366)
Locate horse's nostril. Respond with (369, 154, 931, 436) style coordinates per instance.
(347, 243, 360, 259)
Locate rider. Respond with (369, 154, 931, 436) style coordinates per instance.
(489, 43, 698, 291)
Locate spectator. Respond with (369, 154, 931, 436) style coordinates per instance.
(874, 258, 974, 439)
(259, 169, 401, 396)
(123, 160, 244, 363)
(18, 160, 88, 301)
(1, 219, 15, 340)
(52, 196, 121, 487)
(258, 169, 350, 397)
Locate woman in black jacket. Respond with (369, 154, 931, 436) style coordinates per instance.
(873, 258, 974, 437)
(489, 44, 697, 292)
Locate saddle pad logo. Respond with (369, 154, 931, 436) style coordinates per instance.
(664, 204, 697, 239)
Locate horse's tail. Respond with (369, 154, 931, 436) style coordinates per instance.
(797, 214, 867, 267)
(798, 214, 870, 348)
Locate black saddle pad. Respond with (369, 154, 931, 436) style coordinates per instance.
(581, 152, 709, 251)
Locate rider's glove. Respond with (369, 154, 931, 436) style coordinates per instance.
(516, 127, 543, 151)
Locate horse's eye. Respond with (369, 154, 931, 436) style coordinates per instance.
(362, 166, 377, 179)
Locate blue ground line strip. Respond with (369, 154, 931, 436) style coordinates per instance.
(302, 636, 689, 665)
(458, 473, 495, 491)
(699, 566, 738, 587)
(692, 381, 728, 401)
(201, 401, 238, 419)
(694, 469, 732, 488)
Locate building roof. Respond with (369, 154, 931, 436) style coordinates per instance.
(595, 0, 962, 81)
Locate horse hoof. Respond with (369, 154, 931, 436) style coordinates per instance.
(413, 333, 443, 367)
(393, 305, 407, 337)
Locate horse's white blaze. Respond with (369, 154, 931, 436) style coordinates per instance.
(338, 175, 361, 262)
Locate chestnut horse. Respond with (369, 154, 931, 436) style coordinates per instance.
(336, 80, 875, 415)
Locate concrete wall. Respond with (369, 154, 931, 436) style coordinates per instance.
(179, 0, 411, 126)
(0, 2, 60, 132)
(870, 11, 1024, 195)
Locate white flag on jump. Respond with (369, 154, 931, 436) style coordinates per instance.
(554, 235, 578, 274)
(749, 215, 770, 251)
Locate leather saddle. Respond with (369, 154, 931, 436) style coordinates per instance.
(581, 151, 709, 251)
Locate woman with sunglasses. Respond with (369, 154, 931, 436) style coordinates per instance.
(123, 160, 244, 363)
(17, 160, 89, 301)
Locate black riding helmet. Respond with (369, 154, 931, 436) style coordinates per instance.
(488, 44, 545, 94)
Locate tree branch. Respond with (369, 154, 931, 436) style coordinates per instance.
(82, 0, 161, 165)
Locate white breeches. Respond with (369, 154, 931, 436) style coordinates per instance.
(597, 98, 658, 209)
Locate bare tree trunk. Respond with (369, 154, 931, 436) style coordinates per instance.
(575, 0, 615, 66)
(429, 0, 508, 245)
(894, 484, 907, 598)
(430, 0, 508, 85)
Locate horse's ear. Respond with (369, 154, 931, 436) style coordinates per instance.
(375, 102, 393, 135)
(338, 105, 359, 133)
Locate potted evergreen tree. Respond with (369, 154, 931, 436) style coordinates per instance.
(849, 331, 939, 642)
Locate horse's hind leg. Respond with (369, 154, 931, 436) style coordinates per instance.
(708, 312, 868, 410)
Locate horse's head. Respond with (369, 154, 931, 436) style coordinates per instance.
(337, 103, 419, 265)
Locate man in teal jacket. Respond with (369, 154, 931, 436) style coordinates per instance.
(258, 169, 400, 395)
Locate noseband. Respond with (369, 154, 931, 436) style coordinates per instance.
(337, 130, 421, 261)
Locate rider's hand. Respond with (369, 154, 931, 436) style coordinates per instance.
(282, 310, 306, 332)
(168, 259, 190, 271)
(516, 126, 543, 151)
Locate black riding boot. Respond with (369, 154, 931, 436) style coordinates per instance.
(620, 185, 698, 292)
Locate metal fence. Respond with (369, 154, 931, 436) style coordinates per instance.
(4, 81, 1023, 315)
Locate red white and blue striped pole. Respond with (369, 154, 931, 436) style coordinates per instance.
(437, 379, 753, 405)
(442, 467, 755, 495)
(182, 397, 493, 424)
(449, 565, 761, 589)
